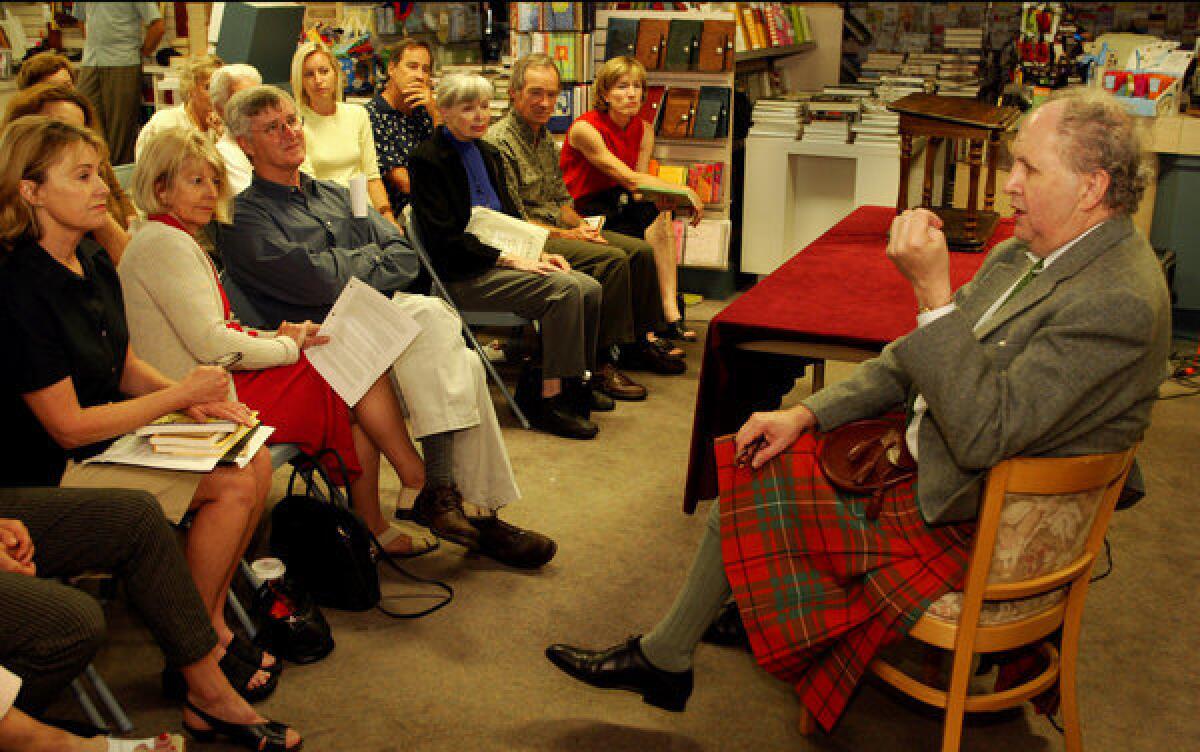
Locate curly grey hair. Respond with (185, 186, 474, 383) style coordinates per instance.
(210, 64, 262, 115)
(1048, 88, 1152, 215)
(224, 85, 295, 141)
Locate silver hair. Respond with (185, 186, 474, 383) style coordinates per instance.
(511, 53, 560, 94)
(1047, 87, 1153, 215)
(435, 73, 493, 110)
(224, 85, 295, 141)
(209, 64, 262, 114)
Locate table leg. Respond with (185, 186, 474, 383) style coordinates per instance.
(966, 139, 983, 239)
(942, 138, 957, 205)
(922, 137, 940, 207)
(984, 131, 999, 213)
(898, 133, 913, 212)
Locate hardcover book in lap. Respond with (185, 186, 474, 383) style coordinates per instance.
(698, 19, 736, 72)
(635, 19, 670, 70)
(693, 86, 731, 139)
(658, 87, 699, 139)
(665, 19, 703, 71)
(605, 17, 639, 61)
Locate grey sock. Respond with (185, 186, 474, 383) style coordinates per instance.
(639, 503, 733, 673)
(420, 431, 455, 488)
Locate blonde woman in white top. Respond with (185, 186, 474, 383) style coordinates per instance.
(135, 54, 224, 161)
(290, 41, 397, 225)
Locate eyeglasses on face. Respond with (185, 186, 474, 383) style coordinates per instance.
(252, 114, 304, 138)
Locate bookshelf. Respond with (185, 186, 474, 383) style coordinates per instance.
(595, 8, 737, 277)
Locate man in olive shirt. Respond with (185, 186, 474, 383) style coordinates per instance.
(485, 55, 685, 401)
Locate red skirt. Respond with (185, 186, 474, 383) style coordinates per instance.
(233, 357, 361, 483)
(716, 433, 973, 731)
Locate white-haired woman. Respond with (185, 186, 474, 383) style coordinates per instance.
(408, 74, 603, 441)
(209, 63, 262, 195)
(290, 41, 395, 224)
(135, 55, 224, 161)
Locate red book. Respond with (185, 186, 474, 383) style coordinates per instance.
(640, 85, 667, 126)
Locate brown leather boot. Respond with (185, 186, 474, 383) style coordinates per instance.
(411, 486, 480, 549)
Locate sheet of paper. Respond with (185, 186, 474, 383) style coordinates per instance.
(465, 207, 549, 262)
(304, 278, 421, 407)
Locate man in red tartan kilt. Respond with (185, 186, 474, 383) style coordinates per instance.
(546, 89, 1170, 731)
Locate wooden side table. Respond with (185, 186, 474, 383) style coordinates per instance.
(889, 94, 1020, 251)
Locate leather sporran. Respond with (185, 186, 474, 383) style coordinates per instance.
(817, 416, 916, 520)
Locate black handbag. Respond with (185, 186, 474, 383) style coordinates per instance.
(250, 575, 335, 664)
(269, 449, 454, 618)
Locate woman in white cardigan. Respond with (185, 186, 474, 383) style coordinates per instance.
(119, 127, 434, 560)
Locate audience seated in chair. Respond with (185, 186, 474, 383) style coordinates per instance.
(1, 83, 136, 262)
(291, 41, 397, 228)
(214, 84, 555, 569)
(559, 56, 706, 343)
(120, 127, 435, 558)
(135, 55, 224, 162)
(408, 73, 611, 440)
(0, 116, 279, 705)
(0, 486, 301, 751)
(366, 39, 438, 217)
(208, 64, 264, 197)
(485, 54, 686, 396)
(545, 88, 1170, 735)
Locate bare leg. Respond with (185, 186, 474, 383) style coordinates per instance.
(181, 651, 302, 750)
(352, 375, 425, 489)
(184, 463, 270, 690)
(347, 420, 432, 556)
(0, 705, 92, 752)
(645, 211, 682, 323)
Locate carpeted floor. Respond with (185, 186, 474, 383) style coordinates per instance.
(49, 300, 1200, 751)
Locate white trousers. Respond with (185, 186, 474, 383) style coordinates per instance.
(388, 293, 519, 510)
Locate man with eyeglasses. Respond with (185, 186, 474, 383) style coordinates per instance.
(215, 85, 557, 570)
(485, 55, 685, 405)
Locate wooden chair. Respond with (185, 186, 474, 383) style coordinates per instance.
(800, 448, 1138, 751)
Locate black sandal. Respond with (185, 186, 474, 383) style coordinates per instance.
(660, 319, 697, 343)
(217, 648, 278, 703)
(226, 634, 283, 677)
(183, 699, 301, 751)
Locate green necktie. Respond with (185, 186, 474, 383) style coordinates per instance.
(999, 258, 1045, 310)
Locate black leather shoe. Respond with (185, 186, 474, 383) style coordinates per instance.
(621, 342, 686, 375)
(701, 601, 749, 649)
(545, 636, 693, 712)
(533, 395, 599, 439)
(590, 389, 615, 412)
(472, 516, 557, 568)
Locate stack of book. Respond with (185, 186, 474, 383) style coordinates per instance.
(750, 98, 805, 138)
(857, 51, 904, 84)
(481, 60, 513, 123)
(851, 103, 900, 147)
(137, 414, 261, 461)
(802, 97, 860, 145)
(943, 27, 984, 51)
(875, 74, 930, 104)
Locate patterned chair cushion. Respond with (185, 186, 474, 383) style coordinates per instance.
(925, 489, 1104, 626)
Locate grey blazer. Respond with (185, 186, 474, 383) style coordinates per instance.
(804, 215, 1170, 524)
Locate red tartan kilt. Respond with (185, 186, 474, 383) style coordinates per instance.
(233, 356, 362, 484)
(715, 432, 973, 730)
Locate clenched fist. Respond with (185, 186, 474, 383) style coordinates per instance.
(886, 208, 953, 311)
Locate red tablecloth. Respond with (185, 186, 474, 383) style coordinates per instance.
(684, 206, 1015, 511)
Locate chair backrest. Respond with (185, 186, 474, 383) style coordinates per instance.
(402, 206, 529, 328)
(959, 448, 1137, 617)
(112, 163, 135, 191)
(219, 270, 271, 330)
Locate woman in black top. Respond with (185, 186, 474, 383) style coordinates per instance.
(0, 117, 301, 749)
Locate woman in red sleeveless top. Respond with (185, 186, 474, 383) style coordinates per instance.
(560, 56, 704, 341)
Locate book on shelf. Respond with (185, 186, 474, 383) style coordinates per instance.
(511, 2, 590, 32)
(734, 3, 810, 52)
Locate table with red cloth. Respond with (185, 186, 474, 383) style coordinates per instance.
(684, 205, 1014, 512)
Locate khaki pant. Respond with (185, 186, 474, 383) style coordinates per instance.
(388, 293, 519, 510)
(77, 64, 143, 165)
(544, 229, 666, 351)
